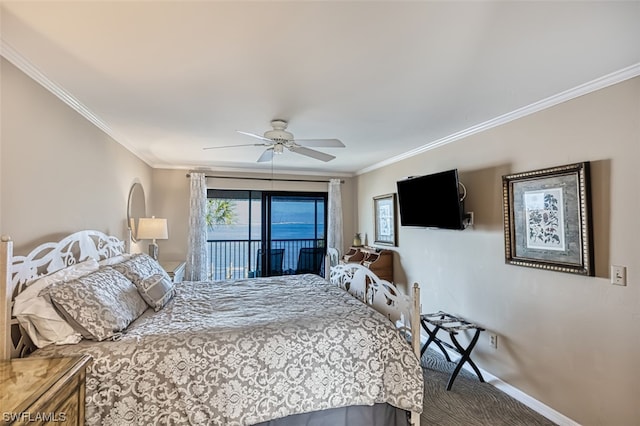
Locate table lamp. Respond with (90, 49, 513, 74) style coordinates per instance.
(137, 216, 168, 260)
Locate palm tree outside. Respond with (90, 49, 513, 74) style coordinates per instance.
(206, 199, 236, 229)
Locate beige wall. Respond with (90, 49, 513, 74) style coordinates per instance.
(356, 77, 640, 425)
(0, 59, 152, 255)
(150, 169, 356, 263)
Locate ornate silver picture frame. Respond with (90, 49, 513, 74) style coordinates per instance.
(502, 162, 594, 275)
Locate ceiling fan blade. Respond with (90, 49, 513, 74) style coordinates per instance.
(294, 138, 345, 148)
(203, 143, 265, 150)
(237, 130, 272, 142)
(289, 146, 335, 162)
(257, 148, 274, 163)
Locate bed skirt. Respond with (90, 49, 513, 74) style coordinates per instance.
(253, 403, 409, 426)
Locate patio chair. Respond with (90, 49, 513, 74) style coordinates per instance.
(256, 248, 285, 277)
(295, 247, 325, 275)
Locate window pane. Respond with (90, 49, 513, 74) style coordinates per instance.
(270, 195, 326, 274)
(205, 190, 262, 280)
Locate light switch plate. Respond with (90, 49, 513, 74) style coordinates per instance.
(611, 265, 627, 286)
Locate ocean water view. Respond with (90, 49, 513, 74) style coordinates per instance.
(208, 222, 323, 240)
(206, 222, 326, 280)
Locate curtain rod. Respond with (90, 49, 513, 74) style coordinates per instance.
(186, 174, 344, 184)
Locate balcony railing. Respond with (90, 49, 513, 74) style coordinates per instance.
(206, 238, 326, 281)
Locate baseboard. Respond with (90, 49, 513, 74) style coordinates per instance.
(484, 371, 580, 426)
(437, 345, 581, 426)
(404, 321, 582, 425)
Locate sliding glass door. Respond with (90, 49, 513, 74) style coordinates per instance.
(206, 190, 327, 280)
(205, 190, 260, 280)
(265, 193, 326, 276)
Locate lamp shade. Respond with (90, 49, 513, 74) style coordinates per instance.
(137, 217, 168, 240)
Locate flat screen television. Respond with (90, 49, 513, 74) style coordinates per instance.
(396, 169, 466, 230)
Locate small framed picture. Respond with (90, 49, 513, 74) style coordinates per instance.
(502, 162, 594, 275)
(374, 193, 397, 246)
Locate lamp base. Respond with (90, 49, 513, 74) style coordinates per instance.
(148, 242, 159, 260)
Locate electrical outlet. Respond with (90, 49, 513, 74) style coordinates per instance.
(465, 212, 474, 227)
(489, 333, 498, 349)
(611, 265, 627, 286)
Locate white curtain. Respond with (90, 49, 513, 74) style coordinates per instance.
(186, 172, 207, 281)
(327, 178, 343, 257)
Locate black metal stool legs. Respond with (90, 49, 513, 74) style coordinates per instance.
(419, 311, 485, 391)
(419, 322, 452, 362)
(446, 328, 485, 391)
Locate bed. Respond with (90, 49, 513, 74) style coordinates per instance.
(0, 230, 423, 425)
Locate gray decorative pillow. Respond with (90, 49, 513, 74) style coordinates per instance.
(42, 267, 148, 341)
(137, 273, 175, 311)
(113, 253, 171, 285)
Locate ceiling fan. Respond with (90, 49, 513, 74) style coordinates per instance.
(203, 119, 345, 162)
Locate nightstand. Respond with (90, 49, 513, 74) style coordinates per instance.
(160, 260, 186, 283)
(1, 355, 91, 425)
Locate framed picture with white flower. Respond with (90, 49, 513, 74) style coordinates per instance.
(502, 162, 594, 275)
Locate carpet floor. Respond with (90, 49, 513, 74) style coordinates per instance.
(420, 349, 558, 426)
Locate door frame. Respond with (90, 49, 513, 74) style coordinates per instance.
(260, 191, 328, 276)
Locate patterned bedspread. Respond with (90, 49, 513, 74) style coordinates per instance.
(32, 274, 423, 425)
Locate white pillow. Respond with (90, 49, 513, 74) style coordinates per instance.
(13, 258, 100, 348)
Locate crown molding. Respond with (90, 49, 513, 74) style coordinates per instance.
(3, 36, 637, 176)
(0, 39, 152, 167)
(357, 63, 640, 175)
(159, 163, 354, 179)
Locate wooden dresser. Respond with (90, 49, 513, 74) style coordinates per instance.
(342, 246, 394, 282)
(1, 355, 91, 425)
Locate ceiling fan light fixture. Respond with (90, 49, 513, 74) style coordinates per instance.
(264, 119, 294, 142)
(205, 119, 344, 163)
(264, 129, 293, 141)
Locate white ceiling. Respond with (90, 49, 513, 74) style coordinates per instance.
(1, 1, 639, 176)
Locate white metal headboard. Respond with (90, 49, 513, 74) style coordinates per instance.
(1, 230, 125, 360)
